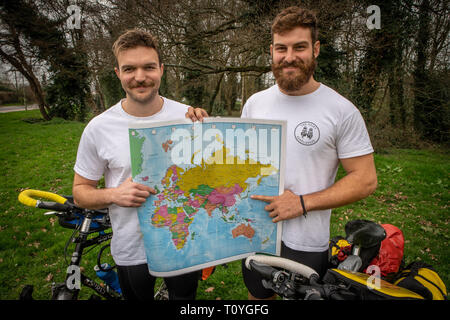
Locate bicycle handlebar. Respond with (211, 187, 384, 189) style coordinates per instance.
(18, 189, 71, 211)
(245, 254, 319, 280)
(245, 255, 352, 300)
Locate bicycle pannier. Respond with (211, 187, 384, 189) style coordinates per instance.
(393, 261, 447, 300)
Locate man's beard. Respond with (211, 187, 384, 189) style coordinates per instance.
(125, 80, 158, 104)
(272, 56, 317, 93)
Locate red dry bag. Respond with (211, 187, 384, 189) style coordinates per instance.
(365, 224, 404, 278)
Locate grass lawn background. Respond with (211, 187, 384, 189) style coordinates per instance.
(0, 109, 448, 300)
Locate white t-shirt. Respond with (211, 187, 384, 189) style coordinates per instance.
(74, 98, 189, 266)
(241, 84, 374, 252)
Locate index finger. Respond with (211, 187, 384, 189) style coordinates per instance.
(135, 183, 157, 194)
(250, 195, 275, 203)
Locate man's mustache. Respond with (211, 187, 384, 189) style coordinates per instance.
(129, 80, 156, 89)
(276, 59, 306, 69)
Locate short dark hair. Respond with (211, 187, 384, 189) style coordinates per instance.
(271, 6, 319, 44)
(112, 29, 162, 65)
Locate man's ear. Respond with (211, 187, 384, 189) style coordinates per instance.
(313, 41, 320, 59)
(114, 66, 120, 79)
(270, 44, 273, 59)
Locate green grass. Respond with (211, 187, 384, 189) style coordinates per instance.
(331, 149, 449, 289)
(0, 109, 448, 300)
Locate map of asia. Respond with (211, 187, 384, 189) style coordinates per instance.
(129, 118, 286, 276)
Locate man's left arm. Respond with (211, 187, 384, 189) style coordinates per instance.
(254, 153, 377, 223)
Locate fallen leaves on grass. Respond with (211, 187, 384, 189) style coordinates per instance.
(49, 217, 56, 227)
(28, 241, 40, 248)
(394, 192, 408, 200)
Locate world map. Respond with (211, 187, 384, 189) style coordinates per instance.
(129, 119, 285, 276)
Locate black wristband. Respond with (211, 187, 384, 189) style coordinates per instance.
(299, 195, 307, 218)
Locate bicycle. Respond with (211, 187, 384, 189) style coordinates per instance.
(18, 189, 210, 301)
(18, 189, 122, 300)
(245, 220, 425, 300)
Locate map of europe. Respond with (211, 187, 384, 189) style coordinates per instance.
(129, 118, 285, 276)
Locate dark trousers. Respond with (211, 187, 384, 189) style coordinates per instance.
(116, 263, 200, 300)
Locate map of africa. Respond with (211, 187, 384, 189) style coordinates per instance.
(129, 118, 285, 276)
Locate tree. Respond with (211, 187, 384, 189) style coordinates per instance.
(1, 0, 447, 146)
(0, 0, 92, 121)
(0, 0, 51, 120)
(413, 0, 449, 143)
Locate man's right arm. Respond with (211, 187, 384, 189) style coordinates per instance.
(72, 173, 155, 210)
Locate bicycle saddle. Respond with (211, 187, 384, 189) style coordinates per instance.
(345, 220, 386, 248)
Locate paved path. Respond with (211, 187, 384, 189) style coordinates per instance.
(0, 104, 39, 113)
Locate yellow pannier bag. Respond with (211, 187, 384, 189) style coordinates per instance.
(323, 269, 424, 300)
(393, 261, 447, 300)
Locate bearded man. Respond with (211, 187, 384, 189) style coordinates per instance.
(240, 6, 378, 300)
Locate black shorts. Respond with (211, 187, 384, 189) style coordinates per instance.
(241, 242, 329, 299)
(116, 263, 201, 300)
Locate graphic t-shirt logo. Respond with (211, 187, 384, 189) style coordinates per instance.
(294, 122, 320, 146)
